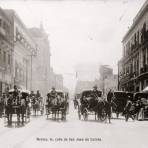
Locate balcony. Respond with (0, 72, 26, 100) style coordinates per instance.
(140, 65, 148, 74)
(129, 73, 134, 78)
(144, 64, 148, 72)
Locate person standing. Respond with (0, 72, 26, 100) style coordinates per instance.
(124, 99, 132, 121)
(107, 89, 113, 103)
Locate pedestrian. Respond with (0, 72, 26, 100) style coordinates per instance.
(107, 89, 113, 103)
(124, 98, 133, 122)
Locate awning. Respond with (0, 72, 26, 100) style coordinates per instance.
(142, 86, 148, 93)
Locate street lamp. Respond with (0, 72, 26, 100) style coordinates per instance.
(28, 49, 37, 91)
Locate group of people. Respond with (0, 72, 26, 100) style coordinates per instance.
(46, 87, 65, 107)
(0, 85, 44, 125)
(4, 85, 30, 125)
(75, 85, 148, 123)
(107, 89, 148, 121)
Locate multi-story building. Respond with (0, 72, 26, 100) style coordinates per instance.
(119, 0, 148, 92)
(104, 74, 118, 93)
(54, 74, 63, 90)
(99, 65, 113, 80)
(0, 7, 13, 95)
(75, 63, 99, 81)
(5, 10, 37, 90)
(99, 65, 117, 94)
(75, 80, 95, 94)
(29, 25, 51, 96)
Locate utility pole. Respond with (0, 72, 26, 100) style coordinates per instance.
(117, 62, 120, 91)
(25, 59, 28, 89)
(27, 49, 37, 91)
(30, 55, 33, 90)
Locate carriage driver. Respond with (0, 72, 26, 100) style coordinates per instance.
(92, 85, 101, 99)
(13, 85, 19, 98)
(46, 87, 57, 106)
(47, 87, 57, 101)
(13, 85, 20, 105)
(36, 90, 41, 98)
(50, 87, 57, 98)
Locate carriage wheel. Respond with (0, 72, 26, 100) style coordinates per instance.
(78, 105, 81, 120)
(83, 112, 88, 121)
(78, 110, 81, 120)
(83, 109, 88, 121)
(137, 109, 144, 121)
(100, 109, 107, 121)
(62, 111, 66, 120)
(116, 113, 119, 119)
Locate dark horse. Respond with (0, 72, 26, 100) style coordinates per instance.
(5, 95, 27, 125)
(32, 99, 40, 116)
(95, 99, 112, 123)
(80, 96, 112, 123)
(46, 96, 68, 120)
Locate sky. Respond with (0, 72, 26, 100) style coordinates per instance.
(0, 0, 146, 91)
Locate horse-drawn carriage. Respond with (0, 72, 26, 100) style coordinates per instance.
(111, 91, 148, 121)
(133, 92, 148, 120)
(0, 94, 5, 118)
(111, 91, 131, 118)
(45, 90, 69, 120)
(4, 89, 31, 126)
(31, 96, 44, 116)
(77, 90, 110, 122)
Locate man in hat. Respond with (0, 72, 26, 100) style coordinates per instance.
(46, 87, 57, 104)
(36, 90, 41, 98)
(92, 85, 102, 99)
(49, 87, 57, 99)
(13, 85, 19, 99)
(124, 98, 133, 121)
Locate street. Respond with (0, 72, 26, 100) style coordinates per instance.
(0, 101, 147, 148)
(0, 1, 148, 148)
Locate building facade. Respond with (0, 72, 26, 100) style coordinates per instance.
(119, 1, 148, 92)
(5, 10, 37, 90)
(99, 65, 113, 80)
(54, 74, 63, 90)
(0, 8, 13, 96)
(98, 65, 117, 94)
(29, 25, 51, 96)
(75, 80, 95, 94)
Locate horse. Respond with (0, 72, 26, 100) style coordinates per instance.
(49, 96, 68, 120)
(5, 95, 13, 125)
(0, 97, 4, 118)
(32, 98, 40, 116)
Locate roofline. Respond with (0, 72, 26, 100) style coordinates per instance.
(122, 0, 148, 42)
(4, 9, 37, 49)
(0, 7, 12, 24)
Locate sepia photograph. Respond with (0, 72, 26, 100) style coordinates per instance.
(0, 0, 148, 147)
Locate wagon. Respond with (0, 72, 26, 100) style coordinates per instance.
(31, 96, 44, 116)
(111, 91, 129, 118)
(77, 90, 106, 121)
(133, 92, 148, 121)
(45, 90, 69, 120)
(4, 89, 31, 126)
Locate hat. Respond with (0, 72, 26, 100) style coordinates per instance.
(93, 85, 98, 88)
(14, 85, 17, 89)
(51, 87, 55, 90)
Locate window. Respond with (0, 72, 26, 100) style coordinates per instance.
(137, 31, 139, 44)
(0, 48, 1, 60)
(8, 54, 11, 65)
(3, 21, 6, 30)
(0, 19, 2, 27)
(15, 66, 18, 78)
(3, 51, 6, 63)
